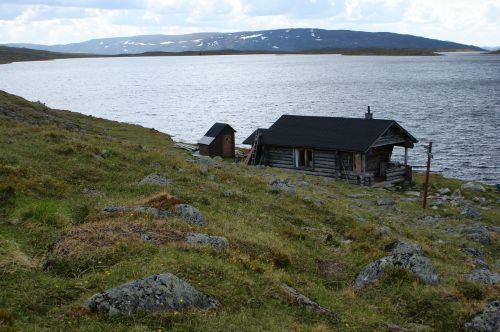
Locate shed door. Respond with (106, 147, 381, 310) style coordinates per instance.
(222, 134, 233, 156)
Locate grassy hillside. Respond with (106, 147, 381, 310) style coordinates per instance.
(0, 90, 498, 331)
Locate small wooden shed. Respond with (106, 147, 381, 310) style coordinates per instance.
(198, 123, 236, 157)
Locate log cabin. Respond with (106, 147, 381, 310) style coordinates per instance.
(243, 109, 418, 186)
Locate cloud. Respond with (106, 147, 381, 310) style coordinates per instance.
(0, 0, 499, 46)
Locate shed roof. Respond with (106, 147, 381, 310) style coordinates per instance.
(204, 123, 236, 138)
(198, 122, 236, 146)
(242, 115, 417, 152)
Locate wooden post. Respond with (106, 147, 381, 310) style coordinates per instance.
(404, 147, 408, 166)
(422, 142, 433, 209)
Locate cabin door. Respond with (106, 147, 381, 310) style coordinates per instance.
(222, 134, 233, 156)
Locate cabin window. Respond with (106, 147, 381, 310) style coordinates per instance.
(295, 149, 314, 168)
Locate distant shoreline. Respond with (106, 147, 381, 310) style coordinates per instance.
(1, 46, 488, 65)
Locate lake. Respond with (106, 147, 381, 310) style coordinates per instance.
(0, 53, 499, 183)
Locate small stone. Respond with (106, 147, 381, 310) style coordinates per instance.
(96, 149, 111, 159)
(464, 300, 500, 332)
(462, 182, 486, 193)
(101, 206, 131, 214)
(82, 188, 102, 196)
(282, 284, 336, 318)
(461, 205, 481, 219)
(376, 198, 396, 206)
(462, 248, 488, 268)
(437, 188, 451, 195)
(175, 204, 205, 226)
(466, 268, 500, 284)
(223, 191, 233, 198)
(303, 196, 323, 207)
(404, 191, 421, 197)
(348, 193, 370, 198)
(139, 173, 172, 186)
(451, 189, 463, 200)
(377, 226, 391, 237)
(269, 179, 296, 195)
(386, 324, 410, 332)
(185, 233, 228, 250)
(461, 224, 490, 245)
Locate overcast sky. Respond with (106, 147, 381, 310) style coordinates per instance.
(1, 0, 499, 46)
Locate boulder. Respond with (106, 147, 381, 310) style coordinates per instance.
(462, 182, 486, 193)
(451, 189, 463, 201)
(464, 300, 499, 332)
(139, 173, 172, 186)
(354, 253, 438, 289)
(185, 233, 228, 250)
(466, 269, 500, 285)
(269, 179, 296, 195)
(282, 284, 336, 318)
(385, 240, 423, 255)
(86, 273, 218, 315)
(175, 204, 205, 226)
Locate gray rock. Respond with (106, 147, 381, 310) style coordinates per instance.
(194, 155, 217, 166)
(185, 233, 228, 250)
(175, 204, 205, 226)
(354, 253, 439, 288)
(348, 193, 370, 198)
(451, 189, 462, 200)
(96, 149, 111, 159)
(82, 188, 103, 196)
(303, 196, 323, 207)
(134, 207, 174, 219)
(377, 226, 391, 238)
(101, 206, 132, 214)
(223, 190, 233, 198)
(462, 248, 489, 268)
(437, 188, 451, 195)
(386, 240, 423, 255)
(376, 198, 396, 206)
(139, 173, 172, 186)
(431, 199, 447, 207)
(213, 156, 223, 162)
(464, 300, 500, 332)
(404, 191, 421, 197)
(282, 284, 336, 318)
(385, 324, 410, 332)
(461, 205, 482, 219)
(462, 182, 486, 193)
(269, 179, 296, 195)
(461, 224, 491, 245)
(400, 197, 420, 203)
(466, 269, 500, 284)
(86, 273, 218, 315)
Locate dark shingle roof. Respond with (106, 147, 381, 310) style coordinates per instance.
(242, 128, 268, 145)
(242, 115, 417, 152)
(203, 123, 235, 138)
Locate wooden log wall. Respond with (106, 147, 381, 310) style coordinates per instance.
(266, 146, 338, 177)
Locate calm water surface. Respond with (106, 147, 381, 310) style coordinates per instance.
(0, 54, 499, 183)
